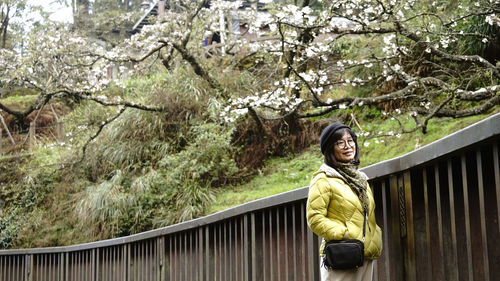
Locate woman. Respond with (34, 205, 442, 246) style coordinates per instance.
(306, 122, 382, 281)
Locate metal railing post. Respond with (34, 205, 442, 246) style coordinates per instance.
(24, 254, 33, 281)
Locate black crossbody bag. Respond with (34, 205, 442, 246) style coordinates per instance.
(323, 213, 366, 270)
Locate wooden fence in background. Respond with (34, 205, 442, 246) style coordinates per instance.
(0, 117, 64, 156)
(0, 113, 499, 281)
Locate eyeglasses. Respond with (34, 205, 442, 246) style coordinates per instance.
(335, 139, 355, 149)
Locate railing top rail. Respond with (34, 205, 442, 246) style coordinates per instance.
(1, 112, 499, 255)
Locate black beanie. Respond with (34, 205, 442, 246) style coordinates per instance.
(320, 122, 350, 155)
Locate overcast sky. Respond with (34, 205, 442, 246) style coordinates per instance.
(28, 0, 73, 23)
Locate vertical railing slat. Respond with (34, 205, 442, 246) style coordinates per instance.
(493, 143, 500, 235)
(423, 169, 433, 281)
(251, 213, 256, 281)
(213, 224, 217, 281)
(185, 233, 188, 281)
(101, 249, 105, 281)
(241, 216, 245, 281)
(284, 207, 289, 281)
(92, 248, 96, 281)
(381, 181, 390, 281)
(10, 254, 13, 281)
(12, 255, 16, 281)
(447, 160, 459, 281)
(300, 202, 307, 281)
(477, 150, 490, 281)
(403, 171, 416, 281)
(292, 205, 297, 281)
(28, 254, 33, 281)
(306, 225, 316, 281)
(223, 222, 227, 281)
(96, 247, 100, 281)
(461, 155, 474, 281)
(243, 214, 248, 281)
(192, 230, 195, 281)
(116, 246, 119, 281)
(79, 251, 82, 281)
(229, 220, 233, 281)
(434, 164, 445, 279)
(126, 244, 130, 281)
(262, 211, 267, 281)
(147, 240, 150, 281)
(142, 241, 146, 281)
(65, 252, 69, 281)
(276, 209, 281, 281)
(87, 251, 90, 281)
(269, 210, 274, 281)
(198, 228, 203, 281)
(389, 175, 403, 280)
(204, 227, 209, 281)
(78, 251, 81, 281)
(50, 253, 53, 281)
(13, 255, 16, 281)
(152, 239, 155, 281)
(123, 245, 127, 281)
(157, 239, 161, 281)
(218, 224, 222, 281)
(115, 246, 118, 281)
(105, 248, 108, 281)
(44, 253, 47, 281)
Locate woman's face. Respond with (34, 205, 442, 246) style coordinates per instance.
(333, 131, 356, 163)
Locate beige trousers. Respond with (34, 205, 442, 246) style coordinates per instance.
(320, 259, 375, 281)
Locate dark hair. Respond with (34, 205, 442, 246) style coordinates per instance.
(323, 128, 360, 167)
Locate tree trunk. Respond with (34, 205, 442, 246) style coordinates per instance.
(1, 6, 10, 48)
(73, 0, 90, 30)
(123, 0, 131, 11)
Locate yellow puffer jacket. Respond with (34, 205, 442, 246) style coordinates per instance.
(306, 164, 382, 260)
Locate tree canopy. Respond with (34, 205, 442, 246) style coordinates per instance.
(2, 0, 498, 134)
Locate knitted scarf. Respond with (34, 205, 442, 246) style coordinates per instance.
(336, 162, 369, 216)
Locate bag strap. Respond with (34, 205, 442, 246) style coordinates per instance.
(362, 211, 367, 242)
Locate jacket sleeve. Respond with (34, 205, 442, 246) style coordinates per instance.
(306, 177, 347, 241)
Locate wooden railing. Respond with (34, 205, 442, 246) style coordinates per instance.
(1, 112, 499, 281)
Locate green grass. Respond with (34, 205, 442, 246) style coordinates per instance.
(208, 110, 499, 214)
(207, 147, 323, 213)
(359, 113, 497, 166)
(0, 95, 39, 110)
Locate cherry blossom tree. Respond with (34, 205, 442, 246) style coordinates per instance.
(1, 0, 499, 140)
(108, 0, 500, 134)
(217, 0, 500, 134)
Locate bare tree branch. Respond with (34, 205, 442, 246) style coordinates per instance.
(79, 107, 127, 163)
(418, 95, 500, 118)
